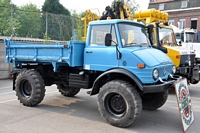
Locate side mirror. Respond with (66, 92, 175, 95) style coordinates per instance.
(105, 33, 112, 46)
(158, 46, 168, 53)
(146, 24, 154, 46)
(164, 21, 169, 26)
(146, 24, 154, 34)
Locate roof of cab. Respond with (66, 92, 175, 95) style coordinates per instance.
(88, 19, 145, 27)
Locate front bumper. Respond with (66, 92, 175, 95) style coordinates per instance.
(142, 75, 182, 93)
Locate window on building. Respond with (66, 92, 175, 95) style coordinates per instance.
(179, 19, 186, 29)
(191, 18, 197, 30)
(168, 20, 174, 26)
(159, 4, 164, 10)
(181, 1, 188, 8)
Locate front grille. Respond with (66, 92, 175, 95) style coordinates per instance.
(180, 54, 195, 66)
(158, 65, 172, 78)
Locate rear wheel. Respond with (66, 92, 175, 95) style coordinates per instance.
(15, 70, 45, 107)
(97, 80, 142, 127)
(141, 91, 168, 110)
(57, 84, 80, 97)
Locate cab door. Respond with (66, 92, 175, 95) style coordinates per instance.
(84, 24, 119, 71)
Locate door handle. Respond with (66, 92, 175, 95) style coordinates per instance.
(86, 51, 93, 53)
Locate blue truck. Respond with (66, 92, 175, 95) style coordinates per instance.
(4, 19, 180, 127)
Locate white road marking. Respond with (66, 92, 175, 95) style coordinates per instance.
(191, 96, 200, 100)
(0, 99, 17, 104)
(0, 91, 58, 104)
(0, 86, 12, 90)
(169, 94, 200, 100)
(0, 92, 14, 96)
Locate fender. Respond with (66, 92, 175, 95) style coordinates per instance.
(90, 68, 143, 95)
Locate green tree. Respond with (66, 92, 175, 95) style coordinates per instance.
(0, 0, 20, 36)
(125, 0, 139, 15)
(71, 10, 85, 41)
(15, 4, 42, 38)
(42, 0, 70, 16)
(41, 0, 72, 41)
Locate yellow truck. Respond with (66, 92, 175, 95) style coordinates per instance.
(134, 8, 199, 84)
(81, 3, 199, 84)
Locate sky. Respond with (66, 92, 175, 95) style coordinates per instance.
(11, 0, 149, 14)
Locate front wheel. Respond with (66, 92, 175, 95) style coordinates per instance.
(97, 80, 142, 127)
(15, 70, 45, 107)
(57, 84, 80, 97)
(141, 91, 168, 110)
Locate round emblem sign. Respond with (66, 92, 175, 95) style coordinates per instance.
(178, 83, 192, 125)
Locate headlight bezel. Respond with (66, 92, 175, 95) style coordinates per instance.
(172, 65, 176, 74)
(153, 68, 159, 80)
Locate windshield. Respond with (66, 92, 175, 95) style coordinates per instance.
(118, 23, 150, 47)
(175, 33, 182, 42)
(159, 27, 176, 44)
(185, 32, 196, 43)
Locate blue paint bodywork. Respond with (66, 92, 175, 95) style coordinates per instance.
(4, 19, 175, 84)
(4, 40, 85, 71)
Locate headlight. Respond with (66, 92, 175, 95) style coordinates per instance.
(153, 69, 159, 80)
(172, 66, 176, 74)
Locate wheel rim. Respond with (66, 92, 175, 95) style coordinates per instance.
(105, 93, 126, 117)
(19, 79, 32, 97)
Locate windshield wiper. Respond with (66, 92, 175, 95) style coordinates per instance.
(164, 42, 177, 46)
(125, 42, 136, 46)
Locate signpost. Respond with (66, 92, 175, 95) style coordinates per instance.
(174, 78, 194, 132)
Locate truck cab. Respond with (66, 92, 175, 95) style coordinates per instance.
(84, 19, 176, 85)
(174, 28, 200, 58)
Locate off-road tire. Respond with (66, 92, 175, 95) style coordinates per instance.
(15, 69, 45, 107)
(141, 91, 168, 110)
(57, 84, 80, 97)
(97, 80, 142, 127)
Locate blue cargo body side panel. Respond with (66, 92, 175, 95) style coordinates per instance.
(4, 39, 85, 70)
(69, 41, 85, 66)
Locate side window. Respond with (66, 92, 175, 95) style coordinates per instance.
(90, 25, 110, 46)
(89, 25, 117, 46)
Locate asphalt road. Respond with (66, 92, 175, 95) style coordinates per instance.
(0, 79, 200, 133)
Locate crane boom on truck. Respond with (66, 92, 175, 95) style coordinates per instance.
(81, 9, 100, 41)
(5, 18, 180, 127)
(81, 2, 132, 41)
